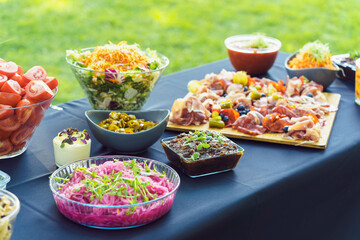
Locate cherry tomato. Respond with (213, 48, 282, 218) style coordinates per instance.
(1, 79, 22, 95)
(0, 104, 14, 120)
(0, 139, 13, 156)
(0, 61, 18, 78)
(17, 66, 23, 75)
(11, 73, 27, 88)
(23, 66, 47, 82)
(25, 80, 54, 101)
(0, 130, 12, 140)
(0, 115, 21, 132)
(10, 125, 34, 145)
(0, 74, 7, 88)
(15, 99, 34, 124)
(0, 92, 21, 107)
(44, 76, 58, 90)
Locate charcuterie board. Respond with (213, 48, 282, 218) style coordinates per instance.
(166, 92, 341, 149)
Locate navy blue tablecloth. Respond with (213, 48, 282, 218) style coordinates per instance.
(2, 52, 360, 240)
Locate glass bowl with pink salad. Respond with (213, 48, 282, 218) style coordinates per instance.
(49, 155, 180, 229)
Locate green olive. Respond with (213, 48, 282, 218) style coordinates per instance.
(250, 91, 261, 100)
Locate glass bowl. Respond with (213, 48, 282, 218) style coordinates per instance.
(225, 34, 281, 75)
(0, 88, 57, 159)
(66, 48, 169, 110)
(49, 155, 180, 229)
(0, 189, 21, 240)
(161, 135, 245, 178)
(0, 170, 10, 189)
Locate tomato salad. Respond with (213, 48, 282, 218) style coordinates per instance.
(0, 58, 58, 157)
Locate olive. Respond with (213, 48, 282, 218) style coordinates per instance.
(244, 86, 248, 92)
(219, 113, 224, 118)
(221, 93, 227, 97)
(245, 109, 250, 113)
(237, 105, 245, 111)
(250, 91, 261, 100)
(223, 116, 229, 123)
(307, 93, 313, 98)
(283, 126, 289, 133)
(261, 93, 266, 98)
(240, 110, 248, 115)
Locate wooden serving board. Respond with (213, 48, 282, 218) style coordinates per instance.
(166, 93, 341, 149)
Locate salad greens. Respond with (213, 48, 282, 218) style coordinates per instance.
(66, 45, 167, 110)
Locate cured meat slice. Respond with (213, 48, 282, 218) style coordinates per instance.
(232, 111, 266, 135)
(284, 116, 321, 142)
(263, 114, 291, 133)
(285, 76, 303, 97)
(169, 96, 211, 126)
(226, 83, 244, 95)
(271, 105, 297, 118)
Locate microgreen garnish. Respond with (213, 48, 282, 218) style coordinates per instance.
(59, 159, 167, 208)
(183, 130, 225, 161)
(58, 127, 90, 147)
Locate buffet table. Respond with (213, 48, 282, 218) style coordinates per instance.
(2, 52, 360, 240)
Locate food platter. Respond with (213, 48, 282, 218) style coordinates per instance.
(167, 92, 340, 149)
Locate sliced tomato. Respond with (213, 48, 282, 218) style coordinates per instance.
(0, 139, 13, 156)
(0, 61, 18, 78)
(0, 92, 21, 107)
(0, 104, 14, 120)
(17, 66, 23, 75)
(13, 142, 26, 151)
(0, 74, 8, 88)
(11, 73, 27, 88)
(44, 76, 58, 90)
(25, 80, 54, 101)
(26, 105, 45, 126)
(0, 115, 21, 132)
(0, 129, 12, 140)
(15, 99, 34, 124)
(10, 126, 34, 145)
(1, 79, 22, 95)
(23, 66, 47, 82)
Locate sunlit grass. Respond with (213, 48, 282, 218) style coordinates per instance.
(0, 0, 359, 104)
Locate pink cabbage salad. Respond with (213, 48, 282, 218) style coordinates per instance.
(53, 159, 176, 227)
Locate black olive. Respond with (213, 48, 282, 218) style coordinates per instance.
(307, 93, 313, 98)
(245, 109, 250, 113)
(221, 93, 227, 97)
(223, 116, 229, 123)
(244, 86, 248, 92)
(283, 126, 289, 133)
(219, 113, 224, 118)
(237, 105, 245, 111)
(240, 110, 248, 115)
(261, 93, 266, 98)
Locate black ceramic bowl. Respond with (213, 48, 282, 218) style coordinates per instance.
(85, 109, 170, 153)
(285, 52, 340, 89)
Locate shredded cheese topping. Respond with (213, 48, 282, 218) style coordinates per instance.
(80, 41, 153, 72)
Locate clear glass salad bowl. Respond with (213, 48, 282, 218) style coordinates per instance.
(0, 189, 21, 240)
(66, 48, 169, 110)
(49, 155, 180, 229)
(0, 88, 57, 159)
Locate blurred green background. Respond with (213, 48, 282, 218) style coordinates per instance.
(0, 0, 358, 105)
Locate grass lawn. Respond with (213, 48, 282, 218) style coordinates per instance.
(0, 0, 359, 105)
